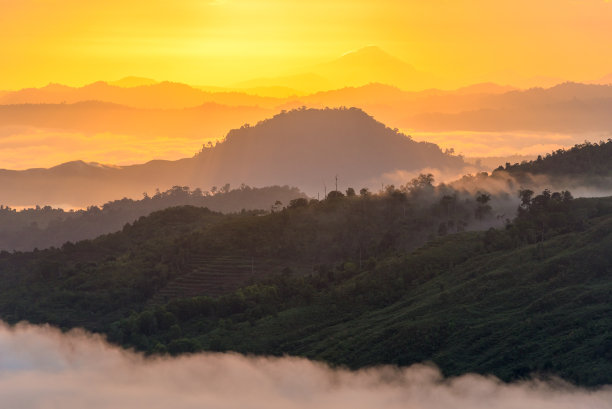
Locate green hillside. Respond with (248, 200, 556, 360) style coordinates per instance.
(500, 139, 612, 177)
(1, 185, 611, 386)
(111, 193, 612, 386)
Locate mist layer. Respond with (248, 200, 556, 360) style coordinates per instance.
(1, 321, 611, 409)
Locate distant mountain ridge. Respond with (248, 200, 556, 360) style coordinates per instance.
(108, 76, 158, 87)
(3, 80, 612, 174)
(311, 46, 433, 90)
(0, 81, 283, 109)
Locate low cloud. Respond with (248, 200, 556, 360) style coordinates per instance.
(0, 126, 208, 170)
(378, 166, 483, 188)
(409, 130, 612, 158)
(1, 321, 611, 409)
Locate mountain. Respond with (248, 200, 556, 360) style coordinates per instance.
(452, 141, 612, 199)
(453, 82, 517, 95)
(312, 46, 432, 90)
(0, 107, 467, 207)
(234, 47, 434, 92)
(190, 107, 466, 193)
(404, 82, 612, 132)
(1, 182, 611, 386)
(108, 76, 158, 87)
(4, 81, 612, 175)
(0, 81, 282, 109)
(195, 85, 303, 99)
(275, 82, 612, 135)
(589, 72, 612, 85)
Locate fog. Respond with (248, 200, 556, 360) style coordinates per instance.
(410, 130, 608, 159)
(1, 321, 611, 409)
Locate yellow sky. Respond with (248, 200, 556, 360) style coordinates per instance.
(1, 0, 611, 90)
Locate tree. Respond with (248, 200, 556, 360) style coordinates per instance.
(288, 198, 308, 209)
(519, 189, 534, 210)
(271, 200, 283, 212)
(406, 173, 435, 193)
(326, 191, 345, 201)
(475, 193, 492, 220)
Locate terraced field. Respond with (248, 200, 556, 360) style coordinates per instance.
(150, 256, 257, 304)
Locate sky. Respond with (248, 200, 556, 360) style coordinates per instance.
(2, 0, 612, 90)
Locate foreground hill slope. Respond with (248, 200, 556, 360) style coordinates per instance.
(0, 107, 467, 207)
(113, 194, 612, 386)
(0, 185, 611, 385)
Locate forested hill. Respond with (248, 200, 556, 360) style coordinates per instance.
(0, 185, 304, 251)
(454, 140, 612, 195)
(0, 178, 502, 331)
(193, 107, 466, 192)
(1, 181, 612, 385)
(0, 107, 468, 207)
(498, 140, 612, 177)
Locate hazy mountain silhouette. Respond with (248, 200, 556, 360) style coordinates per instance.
(108, 76, 158, 87)
(0, 108, 467, 207)
(232, 47, 433, 92)
(195, 85, 302, 98)
(287, 81, 612, 133)
(5, 80, 612, 173)
(453, 82, 517, 95)
(589, 72, 612, 85)
(406, 82, 612, 132)
(191, 107, 465, 191)
(6, 80, 612, 138)
(312, 46, 433, 90)
(0, 81, 283, 109)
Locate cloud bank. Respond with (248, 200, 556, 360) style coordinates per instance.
(1, 321, 612, 409)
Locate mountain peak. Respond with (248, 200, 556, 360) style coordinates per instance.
(109, 76, 158, 88)
(314, 46, 427, 90)
(336, 46, 409, 66)
(195, 106, 465, 194)
(341, 45, 387, 57)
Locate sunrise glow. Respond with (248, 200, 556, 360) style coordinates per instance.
(1, 0, 611, 91)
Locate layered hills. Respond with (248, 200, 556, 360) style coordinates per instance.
(3, 78, 612, 172)
(0, 185, 305, 252)
(0, 107, 466, 207)
(0, 177, 611, 386)
(6, 80, 612, 134)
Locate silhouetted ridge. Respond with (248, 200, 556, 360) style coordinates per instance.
(0, 107, 466, 206)
(217, 108, 408, 155)
(195, 107, 465, 192)
(496, 140, 612, 177)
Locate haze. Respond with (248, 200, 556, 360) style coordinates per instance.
(2, 321, 612, 409)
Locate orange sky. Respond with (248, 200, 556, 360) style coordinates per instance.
(2, 0, 612, 90)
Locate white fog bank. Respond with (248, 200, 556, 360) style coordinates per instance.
(1, 321, 611, 409)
